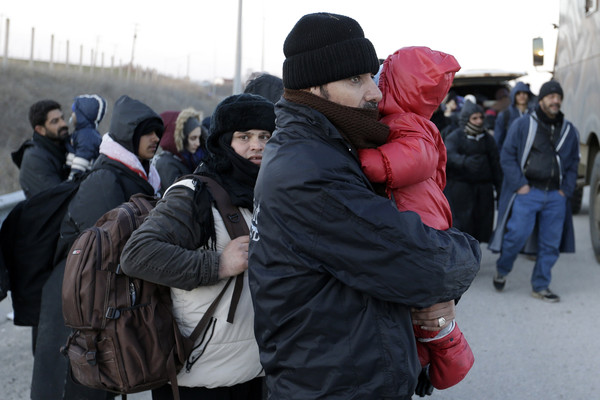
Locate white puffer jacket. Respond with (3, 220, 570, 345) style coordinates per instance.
(172, 206, 263, 388)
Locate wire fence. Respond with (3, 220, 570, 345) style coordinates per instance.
(0, 16, 157, 81)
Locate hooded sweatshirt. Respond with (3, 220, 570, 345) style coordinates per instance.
(68, 94, 107, 172)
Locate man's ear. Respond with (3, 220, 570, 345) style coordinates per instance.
(307, 86, 320, 96)
(34, 125, 46, 136)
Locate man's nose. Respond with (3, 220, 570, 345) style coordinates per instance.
(365, 78, 382, 103)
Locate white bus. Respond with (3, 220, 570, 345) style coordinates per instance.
(539, 0, 600, 261)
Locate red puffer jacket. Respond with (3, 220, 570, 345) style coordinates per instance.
(359, 46, 460, 230)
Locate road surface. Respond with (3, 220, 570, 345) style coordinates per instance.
(1, 190, 598, 399)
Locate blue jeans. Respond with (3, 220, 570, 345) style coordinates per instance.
(497, 187, 566, 291)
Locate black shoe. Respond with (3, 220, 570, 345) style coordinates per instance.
(493, 273, 506, 291)
(531, 289, 560, 303)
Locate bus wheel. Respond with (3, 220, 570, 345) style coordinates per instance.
(589, 153, 600, 263)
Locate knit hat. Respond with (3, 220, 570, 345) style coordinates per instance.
(282, 12, 379, 89)
(538, 80, 563, 100)
(207, 93, 275, 154)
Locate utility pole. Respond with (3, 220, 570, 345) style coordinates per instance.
(29, 26, 34, 68)
(233, 0, 243, 94)
(3, 18, 9, 68)
(49, 34, 54, 70)
(261, 1, 265, 71)
(128, 24, 138, 80)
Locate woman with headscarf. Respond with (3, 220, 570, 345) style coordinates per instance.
(444, 100, 503, 242)
(121, 93, 276, 400)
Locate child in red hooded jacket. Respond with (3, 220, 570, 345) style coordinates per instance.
(359, 46, 474, 392)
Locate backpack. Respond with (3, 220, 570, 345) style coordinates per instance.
(0, 176, 85, 325)
(61, 176, 247, 399)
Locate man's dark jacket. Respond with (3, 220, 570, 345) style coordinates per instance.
(248, 99, 481, 400)
(12, 132, 69, 198)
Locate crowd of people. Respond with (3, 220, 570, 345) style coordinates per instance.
(4, 10, 580, 400)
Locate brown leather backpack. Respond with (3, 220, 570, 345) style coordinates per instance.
(61, 176, 246, 400)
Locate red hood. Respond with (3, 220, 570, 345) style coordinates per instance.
(378, 46, 460, 120)
(159, 111, 180, 155)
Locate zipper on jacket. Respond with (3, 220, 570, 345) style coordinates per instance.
(129, 281, 137, 306)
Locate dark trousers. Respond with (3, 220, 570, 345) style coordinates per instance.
(31, 259, 114, 400)
(151, 377, 264, 400)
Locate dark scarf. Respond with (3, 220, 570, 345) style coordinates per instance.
(33, 132, 67, 163)
(283, 89, 389, 150)
(464, 122, 485, 136)
(197, 133, 258, 210)
(535, 103, 564, 127)
(534, 104, 564, 144)
(181, 148, 205, 172)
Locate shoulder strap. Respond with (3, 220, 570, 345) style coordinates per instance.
(194, 175, 250, 238)
(177, 174, 249, 344)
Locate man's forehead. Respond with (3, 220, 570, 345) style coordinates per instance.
(46, 109, 63, 121)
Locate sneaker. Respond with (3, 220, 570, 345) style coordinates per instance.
(531, 289, 560, 303)
(493, 273, 506, 291)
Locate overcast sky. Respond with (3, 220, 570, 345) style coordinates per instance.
(1, 0, 559, 90)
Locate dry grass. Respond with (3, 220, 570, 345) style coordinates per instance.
(0, 64, 227, 194)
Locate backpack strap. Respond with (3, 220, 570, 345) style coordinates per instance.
(169, 174, 248, 343)
(194, 175, 248, 323)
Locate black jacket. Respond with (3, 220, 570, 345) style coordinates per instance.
(154, 150, 191, 194)
(444, 129, 503, 242)
(248, 99, 481, 399)
(12, 132, 69, 198)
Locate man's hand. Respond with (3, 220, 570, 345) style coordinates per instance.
(411, 301, 456, 331)
(517, 184, 530, 195)
(218, 235, 250, 279)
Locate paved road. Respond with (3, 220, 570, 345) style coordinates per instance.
(1, 190, 599, 399)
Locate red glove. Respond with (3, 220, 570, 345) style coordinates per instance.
(425, 323, 474, 389)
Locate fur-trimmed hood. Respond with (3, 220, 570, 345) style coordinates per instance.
(159, 108, 203, 156)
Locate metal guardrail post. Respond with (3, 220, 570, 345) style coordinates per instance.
(0, 191, 25, 224)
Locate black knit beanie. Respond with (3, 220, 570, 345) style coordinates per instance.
(206, 93, 275, 154)
(538, 80, 563, 100)
(282, 12, 380, 89)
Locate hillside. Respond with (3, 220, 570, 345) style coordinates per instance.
(0, 65, 228, 194)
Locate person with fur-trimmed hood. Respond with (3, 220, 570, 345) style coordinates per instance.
(66, 94, 107, 179)
(31, 95, 164, 400)
(155, 107, 205, 193)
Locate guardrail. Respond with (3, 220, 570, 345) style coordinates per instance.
(0, 191, 25, 225)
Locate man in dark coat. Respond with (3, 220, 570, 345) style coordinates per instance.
(30, 95, 164, 400)
(12, 99, 69, 198)
(489, 80, 579, 303)
(248, 12, 481, 400)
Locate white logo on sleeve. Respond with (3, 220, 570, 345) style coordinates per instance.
(250, 203, 260, 242)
